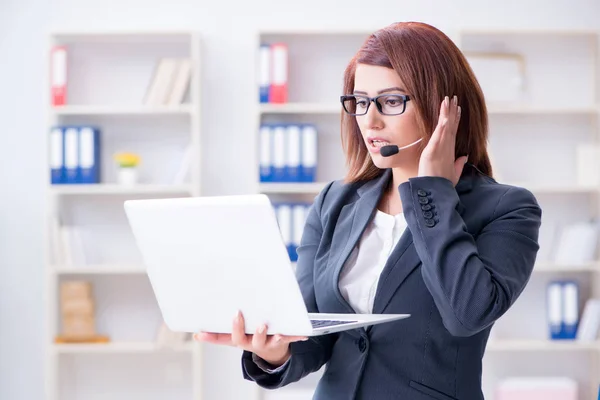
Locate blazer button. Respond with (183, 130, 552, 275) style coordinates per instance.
(357, 337, 367, 353)
(424, 218, 435, 227)
(418, 197, 429, 205)
(423, 211, 433, 219)
(417, 189, 428, 197)
(421, 204, 432, 211)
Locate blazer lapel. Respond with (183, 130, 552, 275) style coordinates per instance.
(328, 170, 391, 314)
(371, 228, 421, 314)
(370, 164, 478, 314)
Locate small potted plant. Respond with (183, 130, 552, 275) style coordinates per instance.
(113, 152, 141, 185)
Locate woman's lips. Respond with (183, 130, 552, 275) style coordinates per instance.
(367, 137, 391, 153)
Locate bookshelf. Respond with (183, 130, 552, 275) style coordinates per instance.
(457, 28, 600, 400)
(44, 31, 203, 400)
(485, 339, 600, 352)
(533, 262, 600, 273)
(258, 102, 600, 116)
(259, 181, 600, 196)
(253, 28, 600, 400)
(53, 264, 146, 275)
(53, 341, 195, 354)
(52, 105, 195, 116)
(253, 30, 363, 400)
(49, 183, 195, 195)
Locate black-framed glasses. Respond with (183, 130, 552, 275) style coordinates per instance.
(340, 94, 411, 116)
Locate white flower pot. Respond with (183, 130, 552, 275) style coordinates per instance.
(118, 167, 138, 185)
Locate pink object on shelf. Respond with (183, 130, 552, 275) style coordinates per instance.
(268, 43, 288, 104)
(50, 46, 67, 106)
(496, 377, 578, 400)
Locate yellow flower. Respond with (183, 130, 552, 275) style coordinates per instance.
(114, 152, 141, 168)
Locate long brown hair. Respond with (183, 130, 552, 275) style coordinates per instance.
(341, 21, 493, 183)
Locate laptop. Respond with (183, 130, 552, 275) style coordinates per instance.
(123, 194, 410, 337)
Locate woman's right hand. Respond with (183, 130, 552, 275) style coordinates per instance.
(193, 310, 309, 368)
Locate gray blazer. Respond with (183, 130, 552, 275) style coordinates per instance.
(242, 164, 542, 400)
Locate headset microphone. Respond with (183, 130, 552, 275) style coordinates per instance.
(380, 137, 423, 157)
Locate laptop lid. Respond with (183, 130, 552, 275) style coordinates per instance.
(124, 194, 315, 336)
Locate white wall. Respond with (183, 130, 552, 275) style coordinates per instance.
(1, 0, 600, 399)
(0, 1, 49, 400)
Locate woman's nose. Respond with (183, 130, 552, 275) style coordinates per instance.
(364, 101, 383, 129)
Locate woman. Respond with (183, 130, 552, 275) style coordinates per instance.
(195, 21, 542, 400)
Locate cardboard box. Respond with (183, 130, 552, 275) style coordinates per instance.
(62, 314, 95, 338)
(60, 281, 92, 301)
(61, 298, 94, 316)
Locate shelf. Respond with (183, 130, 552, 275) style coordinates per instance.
(259, 182, 326, 194)
(259, 182, 599, 195)
(49, 184, 194, 196)
(488, 105, 599, 115)
(53, 341, 194, 354)
(259, 103, 341, 114)
(50, 30, 196, 43)
(258, 103, 599, 116)
(533, 262, 599, 273)
(486, 339, 600, 352)
(459, 28, 599, 37)
(259, 28, 376, 36)
(45, 28, 204, 400)
(507, 183, 599, 194)
(53, 264, 146, 275)
(51, 105, 194, 116)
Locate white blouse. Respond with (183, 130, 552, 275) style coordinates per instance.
(338, 210, 408, 314)
(252, 209, 408, 372)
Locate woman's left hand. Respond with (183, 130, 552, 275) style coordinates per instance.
(418, 95, 468, 187)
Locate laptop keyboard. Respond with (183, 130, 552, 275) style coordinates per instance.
(311, 319, 358, 328)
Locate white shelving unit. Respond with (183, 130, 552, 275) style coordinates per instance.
(49, 183, 195, 195)
(258, 102, 600, 116)
(253, 29, 368, 400)
(53, 341, 195, 354)
(253, 28, 600, 400)
(259, 181, 600, 195)
(53, 264, 146, 275)
(44, 31, 203, 400)
(457, 28, 600, 400)
(533, 262, 600, 273)
(52, 105, 195, 116)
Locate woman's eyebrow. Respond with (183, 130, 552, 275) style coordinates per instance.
(353, 87, 406, 95)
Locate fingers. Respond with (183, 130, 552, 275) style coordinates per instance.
(438, 95, 449, 120)
(231, 310, 250, 348)
(437, 95, 460, 129)
(450, 95, 461, 136)
(252, 324, 268, 350)
(279, 335, 310, 344)
(437, 95, 461, 146)
(193, 332, 234, 346)
(193, 308, 309, 354)
(436, 96, 449, 131)
(429, 101, 446, 147)
(193, 332, 214, 342)
(431, 96, 451, 145)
